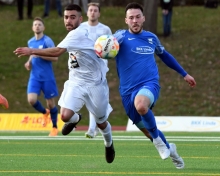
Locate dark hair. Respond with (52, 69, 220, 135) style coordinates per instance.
(125, 2, 143, 14)
(88, 2, 101, 12)
(33, 17, 44, 25)
(65, 4, 82, 13)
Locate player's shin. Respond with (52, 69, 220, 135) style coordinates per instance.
(158, 129, 170, 149)
(141, 109, 159, 138)
(68, 113, 80, 123)
(98, 121, 112, 147)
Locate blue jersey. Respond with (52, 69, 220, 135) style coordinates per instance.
(28, 35, 56, 81)
(114, 30, 165, 96)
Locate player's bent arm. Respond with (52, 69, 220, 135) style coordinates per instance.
(157, 50, 187, 77)
(38, 56, 58, 62)
(24, 55, 32, 71)
(31, 47, 66, 57)
(14, 47, 66, 57)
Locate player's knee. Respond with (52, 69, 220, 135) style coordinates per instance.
(61, 114, 69, 122)
(28, 99, 36, 106)
(136, 103, 148, 115)
(97, 121, 107, 130)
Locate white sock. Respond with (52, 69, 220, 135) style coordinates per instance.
(68, 113, 79, 123)
(153, 136, 162, 143)
(88, 112, 97, 132)
(99, 121, 112, 147)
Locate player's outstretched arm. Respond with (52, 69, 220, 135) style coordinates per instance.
(184, 74, 196, 88)
(14, 47, 66, 57)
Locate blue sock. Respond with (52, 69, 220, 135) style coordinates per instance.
(141, 109, 159, 138)
(50, 106, 58, 128)
(33, 101, 46, 114)
(158, 129, 170, 149)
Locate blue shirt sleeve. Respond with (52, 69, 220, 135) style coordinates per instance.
(157, 50, 187, 77)
(154, 35, 165, 55)
(153, 35, 187, 77)
(113, 29, 126, 44)
(44, 36, 55, 48)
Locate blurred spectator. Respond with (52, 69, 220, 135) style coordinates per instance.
(204, 0, 218, 8)
(17, 0, 33, 20)
(160, 0, 173, 37)
(42, 0, 62, 18)
(74, 0, 88, 14)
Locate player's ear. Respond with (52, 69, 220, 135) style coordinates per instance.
(80, 16, 83, 23)
(142, 15, 145, 22)
(125, 17, 128, 24)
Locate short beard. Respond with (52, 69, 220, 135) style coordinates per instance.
(35, 31, 42, 35)
(129, 24, 143, 34)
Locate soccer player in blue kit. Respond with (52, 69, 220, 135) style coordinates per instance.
(25, 17, 59, 136)
(113, 2, 196, 169)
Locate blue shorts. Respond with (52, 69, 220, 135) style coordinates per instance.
(27, 79, 59, 99)
(121, 83, 160, 124)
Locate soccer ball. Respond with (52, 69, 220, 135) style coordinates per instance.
(94, 35, 119, 59)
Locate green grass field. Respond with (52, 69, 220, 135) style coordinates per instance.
(0, 131, 220, 176)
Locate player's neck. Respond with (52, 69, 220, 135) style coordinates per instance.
(88, 20, 99, 26)
(35, 33, 44, 40)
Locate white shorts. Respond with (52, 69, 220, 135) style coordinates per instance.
(58, 80, 113, 124)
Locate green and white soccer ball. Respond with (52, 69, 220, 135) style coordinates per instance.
(94, 35, 119, 59)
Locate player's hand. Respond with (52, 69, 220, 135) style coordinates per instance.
(24, 61, 31, 71)
(184, 74, 196, 88)
(14, 47, 32, 57)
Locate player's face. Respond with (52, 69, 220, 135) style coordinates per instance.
(125, 9, 145, 34)
(87, 6, 100, 22)
(32, 20, 44, 35)
(64, 10, 83, 31)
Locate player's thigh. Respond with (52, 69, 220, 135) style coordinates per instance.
(122, 94, 142, 124)
(86, 84, 110, 123)
(27, 79, 41, 95)
(42, 80, 59, 99)
(58, 81, 85, 112)
(135, 83, 160, 109)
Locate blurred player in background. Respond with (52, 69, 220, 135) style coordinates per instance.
(14, 4, 115, 164)
(24, 17, 59, 136)
(81, 2, 112, 139)
(113, 2, 196, 169)
(0, 94, 9, 109)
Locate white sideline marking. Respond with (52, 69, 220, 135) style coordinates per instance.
(0, 136, 220, 141)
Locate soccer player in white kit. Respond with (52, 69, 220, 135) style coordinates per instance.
(81, 2, 112, 139)
(14, 4, 115, 164)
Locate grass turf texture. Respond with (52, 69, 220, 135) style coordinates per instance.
(0, 5, 220, 126)
(0, 131, 220, 175)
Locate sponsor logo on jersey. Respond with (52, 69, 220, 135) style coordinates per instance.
(148, 38, 153, 44)
(128, 38, 136, 40)
(69, 53, 79, 68)
(131, 46, 154, 54)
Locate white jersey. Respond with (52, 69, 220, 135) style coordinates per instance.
(57, 24, 108, 86)
(80, 22, 112, 41)
(80, 22, 112, 68)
